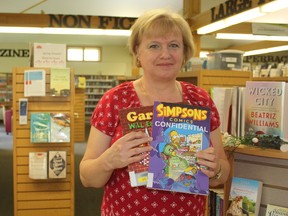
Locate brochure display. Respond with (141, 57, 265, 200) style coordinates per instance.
(12, 67, 75, 216)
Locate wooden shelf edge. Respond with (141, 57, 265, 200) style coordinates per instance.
(225, 144, 288, 160)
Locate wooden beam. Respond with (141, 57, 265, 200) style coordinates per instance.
(183, 0, 201, 57)
(0, 13, 136, 29)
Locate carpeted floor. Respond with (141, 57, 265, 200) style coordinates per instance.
(0, 123, 103, 216)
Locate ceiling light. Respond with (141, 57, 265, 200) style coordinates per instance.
(260, 0, 287, 13)
(200, 51, 210, 58)
(216, 33, 288, 41)
(197, 20, 226, 35)
(0, 27, 132, 36)
(197, 0, 288, 35)
(224, 8, 264, 26)
(244, 45, 288, 56)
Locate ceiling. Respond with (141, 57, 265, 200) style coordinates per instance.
(0, 0, 287, 51)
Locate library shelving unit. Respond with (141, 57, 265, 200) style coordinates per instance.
(82, 75, 117, 122)
(0, 72, 12, 102)
(227, 76, 288, 215)
(12, 67, 75, 216)
(118, 69, 251, 94)
(176, 69, 251, 92)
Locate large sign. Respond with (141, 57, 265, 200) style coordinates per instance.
(0, 49, 29, 57)
(210, 0, 274, 22)
(0, 13, 137, 29)
(49, 15, 136, 29)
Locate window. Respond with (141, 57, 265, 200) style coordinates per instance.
(67, 46, 101, 62)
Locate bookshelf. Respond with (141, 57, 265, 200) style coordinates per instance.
(83, 75, 117, 122)
(117, 69, 252, 93)
(0, 72, 12, 102)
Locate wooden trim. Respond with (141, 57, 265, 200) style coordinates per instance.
(228, 41, 288, 51)
(226, 144, 288, 160)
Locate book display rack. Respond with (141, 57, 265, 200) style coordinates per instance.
(12, 67, 75, 216)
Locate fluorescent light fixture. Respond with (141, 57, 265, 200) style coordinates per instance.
(244, 45, 288, 56)
(0, 26, 131, 36)
(197, 0, 288, 35)
(197, 20, 226, 35)
(224, 8, 264, 26)
(200, 51, 210, 58)
(216, 33, 288, 41)
(260, 0, 287, 13)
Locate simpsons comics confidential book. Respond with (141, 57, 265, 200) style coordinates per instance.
(119, 106, 153, 187)
(147, 101, 210, 195)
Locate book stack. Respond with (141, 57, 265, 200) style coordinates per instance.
(209, 188, 224, 216)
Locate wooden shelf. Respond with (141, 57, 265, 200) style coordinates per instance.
(226, 144, 288, 160)
(252, 77, 288, 82)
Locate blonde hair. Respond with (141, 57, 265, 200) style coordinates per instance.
(128, 9, 195, 64)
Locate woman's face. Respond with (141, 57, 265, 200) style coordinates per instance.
(136, 32, 184, 80)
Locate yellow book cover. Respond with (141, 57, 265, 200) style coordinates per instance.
(50, 68, 70, 96)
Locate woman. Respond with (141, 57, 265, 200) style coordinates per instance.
(80, 9, 230, 216)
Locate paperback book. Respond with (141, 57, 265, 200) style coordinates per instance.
(210, 87, 233, 133)
(226, 177, 263, 216)
(29, 152, 48, 180)
(48, 151, 67, 179)
(30, 112, 70, 143)
(245, 81, 288, 141)
(24, 69, 46, 97)
(30, 113, 51, 143)
(50, 113, 71, 142)
(50, 68, 70, 96)
(119, 106, 153, 187)
(266, 204, 288, 216)
(147, 101, 210, 195)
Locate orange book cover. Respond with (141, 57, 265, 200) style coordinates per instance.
(119, 106, 153, 187)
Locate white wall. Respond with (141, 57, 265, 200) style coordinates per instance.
(0, 43, 133, 76)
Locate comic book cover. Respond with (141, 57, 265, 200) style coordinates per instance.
(119, 106, 153, 187)
(147, 101, 210, 195)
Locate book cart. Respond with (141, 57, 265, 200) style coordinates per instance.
(12, 67, 75, 216)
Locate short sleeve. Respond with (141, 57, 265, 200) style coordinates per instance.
(90, 81, 141, 137)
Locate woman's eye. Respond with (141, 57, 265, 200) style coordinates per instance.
(170, 43, 180, 48)
(149, 44, 160, 49)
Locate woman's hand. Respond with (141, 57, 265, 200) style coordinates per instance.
(104, 131, 153, 171)
(195, 147, 220, 179)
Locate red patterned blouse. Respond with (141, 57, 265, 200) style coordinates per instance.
(90, 81, 220, 216)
